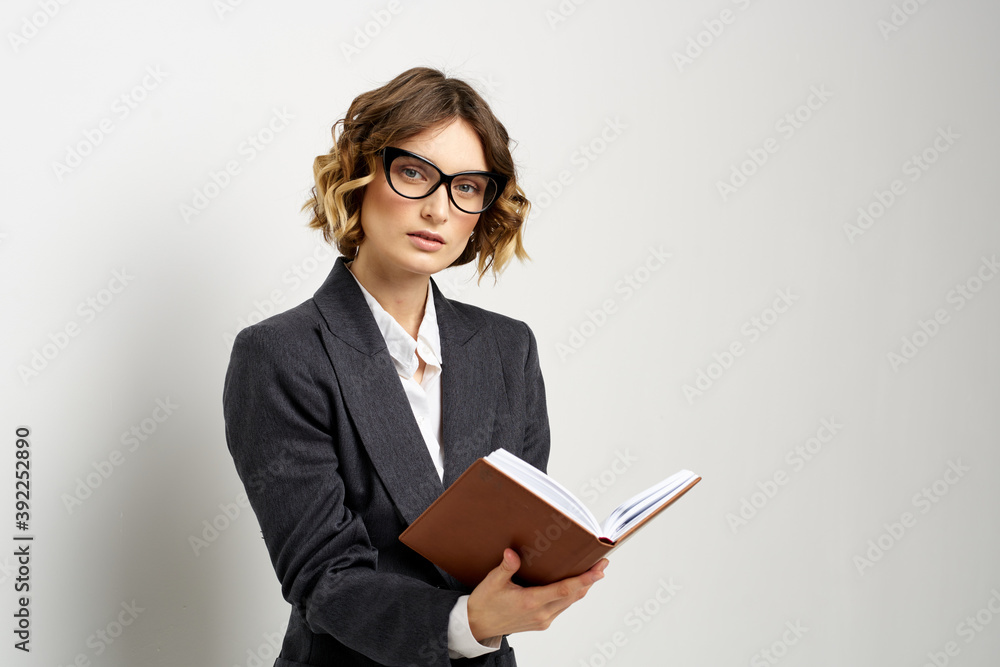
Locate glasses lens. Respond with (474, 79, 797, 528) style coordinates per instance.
(450, 174, 499, 214)
(387, 154, 441, 198)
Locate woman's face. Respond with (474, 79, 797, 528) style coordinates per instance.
(356, 117, 485, 281)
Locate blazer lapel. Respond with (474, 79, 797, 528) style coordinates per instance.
(310, 257, 504, 528)
(312, 258, 443, 525)
(433, 280, 502, 487)
(433, 277, 505, 589)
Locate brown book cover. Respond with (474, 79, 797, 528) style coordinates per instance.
(399, 455, 701, 587)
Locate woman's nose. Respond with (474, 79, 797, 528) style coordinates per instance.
(421, 183, 451, 222)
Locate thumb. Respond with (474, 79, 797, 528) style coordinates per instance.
(494, 548, 520, 581)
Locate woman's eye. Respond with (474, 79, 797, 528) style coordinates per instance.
(401, 167, 424, 180)
(454, 181, 482, 196)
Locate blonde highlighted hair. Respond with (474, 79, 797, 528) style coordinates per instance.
(302, 67, 531, 281)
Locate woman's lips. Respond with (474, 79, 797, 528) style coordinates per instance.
(408, 232, 444, 250)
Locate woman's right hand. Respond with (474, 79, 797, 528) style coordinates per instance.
(466, 548, 608, 642)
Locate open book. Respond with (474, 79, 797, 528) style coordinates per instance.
(399, 448, 701, 587)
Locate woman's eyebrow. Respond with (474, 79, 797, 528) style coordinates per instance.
(406, 150, 488, 173)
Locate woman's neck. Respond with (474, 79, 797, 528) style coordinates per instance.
(347, 256, 429, 340)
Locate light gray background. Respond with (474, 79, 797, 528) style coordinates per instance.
(3, 0, 999, 665)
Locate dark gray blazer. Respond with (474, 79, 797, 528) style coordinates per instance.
(223, 257, 550, 667)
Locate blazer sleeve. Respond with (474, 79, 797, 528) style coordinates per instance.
(223, 321, 461, 667)
(518, 321, 551, 476)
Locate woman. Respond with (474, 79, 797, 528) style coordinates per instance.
(223, 67, 607, 667)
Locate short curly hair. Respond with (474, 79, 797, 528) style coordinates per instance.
(302, 67, 531, 281)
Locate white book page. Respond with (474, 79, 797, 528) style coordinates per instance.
(486, 449, 602, 535)
(601, 469, 698, 540)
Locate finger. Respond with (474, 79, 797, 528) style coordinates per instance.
(486, 548, 521, 586)
(534, 573, 592, 604)
(587, 558, 609, 582)
(563, 560, 607, 588)
(537, 579, 597, 618)
(501, 548, 521, 576)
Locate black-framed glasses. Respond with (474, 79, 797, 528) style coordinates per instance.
(379, 147, 507, 214)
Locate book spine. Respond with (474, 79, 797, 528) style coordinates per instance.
(558, 540, 615, 580)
